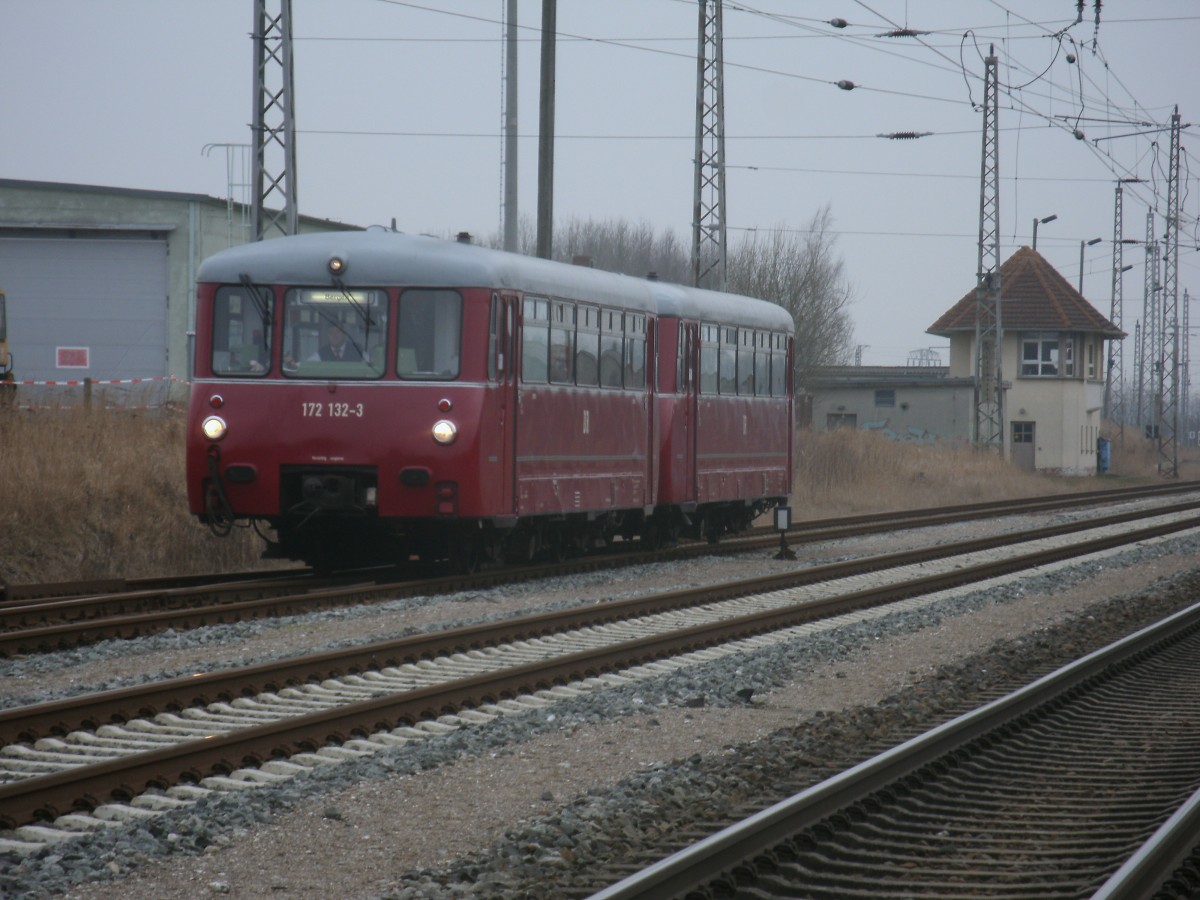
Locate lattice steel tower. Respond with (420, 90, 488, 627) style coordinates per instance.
(973, 48, 1003, 453)
(692, 0, 727, 291)
(1158, 107, 1183, 477)
(251, 0, 298, 240)
(1105, 181, 1129, 432)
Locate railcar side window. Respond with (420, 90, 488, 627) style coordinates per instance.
(599, 308, 623, 388)
(719, 327, 737, 395)
(771, 333, 788, 397)
(669, 323, 687, 393)
(737, 329, 754, 395)
(576, 305, 600, 386)
(624, 313, 646, 389)
(212, 285, 272, 377)
(396, 289, 461, 379)
(699, 323, 718, 394)
(488, 294, 500, 381)
(282, 288, 390, 379)
(521, 296, 549, 383)
(754, 331, 770, 396)
(549, 300, 575, 384)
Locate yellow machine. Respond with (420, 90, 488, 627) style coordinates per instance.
(0, 289, 11, 384)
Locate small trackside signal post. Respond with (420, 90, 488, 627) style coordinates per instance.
(774, 506, 795, 560)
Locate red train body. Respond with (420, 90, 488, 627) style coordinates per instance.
(186, 232, 794, 570)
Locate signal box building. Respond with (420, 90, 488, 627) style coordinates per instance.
(806, 247, 1122, 476)
(927, 246, 1123, 474)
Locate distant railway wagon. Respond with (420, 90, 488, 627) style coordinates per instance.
(186, 231, 794, 570)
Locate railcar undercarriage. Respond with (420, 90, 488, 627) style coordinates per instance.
(208, 499, 779, 574)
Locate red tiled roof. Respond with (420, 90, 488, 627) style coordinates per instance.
(927, 246, 1124, 338)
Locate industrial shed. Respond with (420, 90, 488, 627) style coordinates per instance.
(0, 179, 356, 401)
(804, 365, 974, 444)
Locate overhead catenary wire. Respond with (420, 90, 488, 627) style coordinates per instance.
(346, 0, 1198, 245)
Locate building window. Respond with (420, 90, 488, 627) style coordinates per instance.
(1087, 340, 1097, 378)
(1012, 421, 1034, 443)
(1021, 333, 1059, 376)
(874, 389, 896, 408)
(827, 412, 857, 430)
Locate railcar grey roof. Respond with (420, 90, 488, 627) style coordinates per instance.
(198, 231, 792, 331)
(649, 281, 794, 333)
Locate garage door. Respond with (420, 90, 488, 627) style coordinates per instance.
(0, 232, 169, 383)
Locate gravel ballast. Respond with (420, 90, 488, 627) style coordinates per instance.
(2, 512, 1198, 899)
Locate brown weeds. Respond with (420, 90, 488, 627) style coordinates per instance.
(0, 411, 1182, 587)
(0, 408, 264, 586)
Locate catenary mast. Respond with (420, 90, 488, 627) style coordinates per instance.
(692, 0, 727, 291)
(973, 48, 1003, 453)
(250, 0, 298, 240)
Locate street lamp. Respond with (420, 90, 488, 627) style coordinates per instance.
(1032, 214, 1057, 250)
(1080, 237, 1102, 294)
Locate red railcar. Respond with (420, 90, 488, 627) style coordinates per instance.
(186, 232, 793, 570)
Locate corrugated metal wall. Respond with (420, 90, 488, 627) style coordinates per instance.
(0, 233, 168, 382)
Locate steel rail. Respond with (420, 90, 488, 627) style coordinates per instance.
(4, 501, 1199, 747)
(1092, 785, 1200, 899)
(2, 512, 1200, 831)
(3, 480, 1196, 613)
(4, 484, 1200, 662)
(589, 602, 1200, 900)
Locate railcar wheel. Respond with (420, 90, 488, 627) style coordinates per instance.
(544, 528, 566, 563)
(449, 532, 482, 574)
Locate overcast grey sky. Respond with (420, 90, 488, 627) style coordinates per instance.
(1, 1, 1197, 366)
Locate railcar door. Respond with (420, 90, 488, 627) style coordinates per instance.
(681, 320, 697, 501)
(491, 292, 519, 515)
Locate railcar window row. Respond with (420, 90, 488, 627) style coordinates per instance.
(521, 295, 646, 390)
(698, 323, 789, 397)
(209, 285, 462, 380)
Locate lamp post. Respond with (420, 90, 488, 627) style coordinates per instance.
(1080, 237, 1102, 294)
(1032, 214, 1057, 250)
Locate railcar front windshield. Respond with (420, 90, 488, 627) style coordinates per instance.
(282, 288, 389, 378)
(211, 284, 273, 377)
(397, 289, 461, 380)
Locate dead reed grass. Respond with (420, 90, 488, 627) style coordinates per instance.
(790, 427, 1168, 520)
(0, 408, 264, 587)
(0, 411, 1183, 587)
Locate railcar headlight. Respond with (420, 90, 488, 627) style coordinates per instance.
(202, 415, 228, 441)
(431, 419, 458, 445)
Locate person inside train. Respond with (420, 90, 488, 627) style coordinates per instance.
(316, 324, 362, 361)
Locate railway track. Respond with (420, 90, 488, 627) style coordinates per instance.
(2, 481, 1196, 657)
(2, 500, 1199, 857)
(592, 598, 1200, 899)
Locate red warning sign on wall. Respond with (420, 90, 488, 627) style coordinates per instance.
(56, 347, 90, 369)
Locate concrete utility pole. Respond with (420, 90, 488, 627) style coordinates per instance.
(692, 0, 727, 291)
(250, 0, 298, 240)
(973, 47, 1003, 454)
(536, 0, 556, 260)
(1158, 107, 1183, 477)
(503, 0, 519, 253)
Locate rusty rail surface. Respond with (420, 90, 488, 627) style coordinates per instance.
(1, 505, 1198, 832)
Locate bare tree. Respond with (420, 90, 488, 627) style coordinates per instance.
(727, 205, 855, 387)
(488, 208, 855, 387)
(492, 216, 691, 284)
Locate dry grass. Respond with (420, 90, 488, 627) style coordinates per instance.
(790, 427, 1174, 520)
(0, 408, 265, 587)
(0, 411, 1188, 587)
